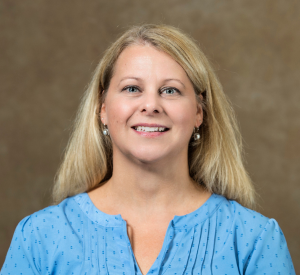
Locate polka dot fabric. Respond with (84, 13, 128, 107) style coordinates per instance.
(1, 193, 295, 274)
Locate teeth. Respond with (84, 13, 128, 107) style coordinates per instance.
(134, 126, 167, 132)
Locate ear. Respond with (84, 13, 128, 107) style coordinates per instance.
(195, 95, 203, 128)
(100, 103, 107, 125)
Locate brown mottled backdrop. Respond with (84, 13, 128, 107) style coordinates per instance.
(0, 0, 299, 272)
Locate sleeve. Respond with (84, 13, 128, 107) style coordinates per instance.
(244, 218, 296, 275)
(0, 215, 41, 275)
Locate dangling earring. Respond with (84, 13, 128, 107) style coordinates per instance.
(193, 127, 200, 140)
(100, 117, 109, 136)
(103, 124, 109, 136)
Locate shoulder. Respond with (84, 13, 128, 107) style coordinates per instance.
(224, 199, 288, 246)
(215, 195, 270, 232)
(1, 194, 88, 274)
(209, 195, 275, 253)
(210, 195, 295, 273)
(208, 194, 271, 236)
(32, 194, 80, 222)
(13, 193, 87, 258)
(17, 193, 86, 239)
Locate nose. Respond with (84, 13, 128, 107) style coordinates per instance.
(139, 90, 163, 115)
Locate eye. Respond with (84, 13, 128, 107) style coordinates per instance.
(123, 86, 140, 93)
(161, 87, 180, 95)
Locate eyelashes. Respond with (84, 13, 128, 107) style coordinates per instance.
(122, 85, 181, 95)
(123, 86, 140, 93)
(162, 87, 179, 95)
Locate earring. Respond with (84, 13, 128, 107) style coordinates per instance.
(103, 124, 109, 136)
(193, 127, 200, 140)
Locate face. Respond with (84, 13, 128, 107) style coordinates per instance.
(101, 44, 203, 164)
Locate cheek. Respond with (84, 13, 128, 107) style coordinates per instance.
(106, 98, 134, 127)
(168, 101, 197, 127)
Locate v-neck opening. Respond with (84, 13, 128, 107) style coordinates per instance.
(74, 192, 226, 274)
(122, 218, 186, 275)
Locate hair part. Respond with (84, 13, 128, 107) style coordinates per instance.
(53, 24, 256, 209)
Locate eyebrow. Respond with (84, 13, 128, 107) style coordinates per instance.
(119, 77, 186, 88)
(164, 78, 186, 88)
(119, 77, 141, 83)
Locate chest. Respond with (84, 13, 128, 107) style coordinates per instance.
(127, 224, 169, 275)
(42, 220, 246, 275)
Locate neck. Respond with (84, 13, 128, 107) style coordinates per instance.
(98, 148, 207, 218)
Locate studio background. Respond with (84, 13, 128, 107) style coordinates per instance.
(0, 0, 299, 272)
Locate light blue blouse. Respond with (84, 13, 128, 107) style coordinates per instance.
(1, 193, 295, 275)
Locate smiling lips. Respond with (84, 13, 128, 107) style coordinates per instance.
(133, 126, 168, 132)
(131, 123, 169, 132)
(131, 124, 170, 136)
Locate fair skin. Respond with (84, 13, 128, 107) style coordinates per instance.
(88, 44, 211, 275)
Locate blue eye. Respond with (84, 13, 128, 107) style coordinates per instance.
(124, 86, 139, 93)
(162, 88, 178, 95)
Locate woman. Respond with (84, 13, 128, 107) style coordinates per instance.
(1, 24, 295, 274)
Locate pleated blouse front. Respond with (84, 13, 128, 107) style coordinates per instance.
(1, 192, 295, 274)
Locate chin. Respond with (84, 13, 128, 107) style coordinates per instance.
(129, 147, 169, 164)
(136, 157, 163, 165)
(132, 153, 165, 164)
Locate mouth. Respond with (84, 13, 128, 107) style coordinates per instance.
(132, 126, 170, 132)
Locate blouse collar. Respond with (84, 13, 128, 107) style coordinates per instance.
(74, 192, 226, 229)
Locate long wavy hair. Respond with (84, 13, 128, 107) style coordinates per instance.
(52, 24, 255, 208)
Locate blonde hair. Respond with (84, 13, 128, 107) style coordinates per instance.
(53, 24, 255, 208)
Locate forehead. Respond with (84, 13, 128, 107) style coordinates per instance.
(112, 44, 189, 81)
